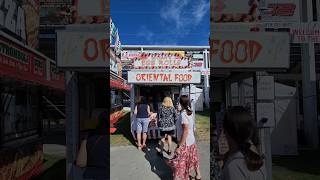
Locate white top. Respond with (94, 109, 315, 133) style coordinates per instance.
(176, 110, 196, 146)
(222, 151, 266, 180)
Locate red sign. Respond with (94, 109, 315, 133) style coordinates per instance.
(110, 79, 130, 91)
(0, 35, 65, 90)
(0, 36, 47, 84)
(265, 4, 296, 16)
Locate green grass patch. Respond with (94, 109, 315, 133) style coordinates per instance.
(195, 109, 210, 142)
(272, 149, 320, 180)
(110, 112, 136, 146)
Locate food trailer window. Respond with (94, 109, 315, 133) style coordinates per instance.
(1, 86, 39, 143)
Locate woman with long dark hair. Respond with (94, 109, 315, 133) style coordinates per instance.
(76, 111, 108, 180)
(167, 95, 201, 180)
(222, 106, 265, 180)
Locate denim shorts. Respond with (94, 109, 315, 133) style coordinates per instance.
(136, 118, 150, 133)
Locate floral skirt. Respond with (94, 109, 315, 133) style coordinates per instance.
(166, 143, 200, 180)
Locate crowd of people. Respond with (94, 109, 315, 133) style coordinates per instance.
(134, 95, 202, 180)
(134, 95, 266, 180)
(72, 96, 266, 180)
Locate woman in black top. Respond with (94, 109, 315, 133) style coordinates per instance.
(134, 96, 151, 150)
(76, 111, 108, 180)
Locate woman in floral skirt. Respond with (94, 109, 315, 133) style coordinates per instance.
(166, 95, 201, 180)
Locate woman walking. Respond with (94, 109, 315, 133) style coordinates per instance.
(134, 96, 151, 150)
(222, 106, 265, 180)
(158, 97, 177, 155)
(167, 95, 201, 180)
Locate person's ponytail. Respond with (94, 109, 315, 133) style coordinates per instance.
(223, 106, 264, 171)
(240, 142, 264, 171)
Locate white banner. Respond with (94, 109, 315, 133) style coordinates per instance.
(259, 0, 300, 22)
(290, 23, 320, 43)
(57, 31, 108, 68)
(127, 71, 201, 84)
(210, 32, 290, 68)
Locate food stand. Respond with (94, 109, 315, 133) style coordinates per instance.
(127, 50, 201, 139)
(0, 31, 65, 179)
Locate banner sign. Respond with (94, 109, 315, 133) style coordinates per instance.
(0, 36, 46, 83)
(192, 60, 204, 71)
(57, 31, 108, 68)
(212, 0, 259, 22)
(290, 23, 320, 43)
(210, 32, 290, 68)
(23, 0, 40, 48)
(0, 35, 65, 90)
(72, 0, 108, 24)
(40, 0, 72, 25)
(0, 0, 27, 42)
(121, 50, 140, 61)
(128, 71, 201, 84)
(132, 51, 191, 69)
(259, 0, 300, 22)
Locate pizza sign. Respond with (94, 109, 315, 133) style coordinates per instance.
(0, 0, 26, 40)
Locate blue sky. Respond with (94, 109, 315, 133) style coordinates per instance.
(110, 0, 210, 46)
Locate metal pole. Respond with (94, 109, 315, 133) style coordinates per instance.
(65, 71, 79, 180)
(301, 0, 319, 148)
(254, 73, 272, 180)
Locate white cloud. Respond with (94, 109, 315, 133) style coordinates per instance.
(137, 25, 155, 42)
(160, 0, 209, 32)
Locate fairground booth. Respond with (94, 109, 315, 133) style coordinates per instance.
(0, 0, 65, 179)
(124, 46, 210, 139)
(56, 22, 109, 179)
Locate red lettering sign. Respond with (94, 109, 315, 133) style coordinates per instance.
(83, 38, 109, 62)
(211, 39, 262, 64)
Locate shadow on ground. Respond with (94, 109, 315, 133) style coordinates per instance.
(113, 112, 137, 146)
(273, 149, 320, 176)
(143, 140, 173, 180)
(32, 159, 66, 180)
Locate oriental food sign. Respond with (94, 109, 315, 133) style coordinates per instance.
(128, 71, 201, 84)
(132, 51, 191, 69)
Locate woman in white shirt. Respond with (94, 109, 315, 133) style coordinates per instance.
(166, 95, 201, 180)
(222, 106, 266, 180)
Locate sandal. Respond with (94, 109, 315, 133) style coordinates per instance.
(195, 176, 201, 180)
(137, 145, 142, 151)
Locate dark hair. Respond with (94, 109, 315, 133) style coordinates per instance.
(95, 111, 107, 135)
(139, 96, 147, 104)
(179, 95, 192, 116)
(223, 106, 263, 171)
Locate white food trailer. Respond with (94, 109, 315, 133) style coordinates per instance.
(127, 50, 202, 139)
